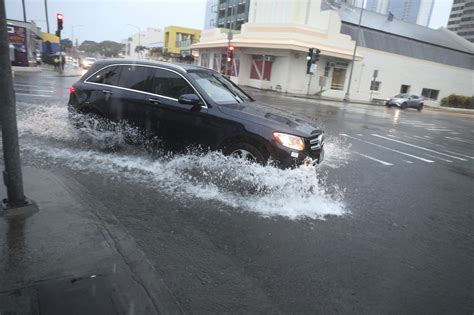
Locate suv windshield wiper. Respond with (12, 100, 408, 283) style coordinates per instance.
(212, 74, 244, 103)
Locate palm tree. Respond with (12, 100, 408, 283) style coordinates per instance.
(135, 45, 147, 58)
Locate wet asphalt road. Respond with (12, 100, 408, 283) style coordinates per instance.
(5, 68, 474, 313)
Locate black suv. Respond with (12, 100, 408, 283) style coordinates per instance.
(68, 60, 324, 168)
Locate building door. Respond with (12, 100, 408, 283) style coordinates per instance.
(330, 68, 346, 90)
(400, 84, 410, 94)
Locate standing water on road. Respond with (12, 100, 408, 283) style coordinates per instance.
(16, 102, 351, 220)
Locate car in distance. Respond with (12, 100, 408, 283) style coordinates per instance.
(81, 57, 97, 69)
(68, 60, 324, 168)
(386, 93, 424, 111)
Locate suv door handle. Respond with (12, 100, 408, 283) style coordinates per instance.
(148, 98, 161, 105)
(102, 89, 112, 95)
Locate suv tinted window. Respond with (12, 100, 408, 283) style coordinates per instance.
(87, 66, 120, 85)
(149, 68, 194, 99)
(116, 65, 152, 92)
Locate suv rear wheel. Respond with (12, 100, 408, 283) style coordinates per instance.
(224, 142, 267, 165)
(417, 103, 423, 111)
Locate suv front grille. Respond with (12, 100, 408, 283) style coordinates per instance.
(309, 134, 324, 150)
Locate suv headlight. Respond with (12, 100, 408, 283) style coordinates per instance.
(273, 132, 305, 151)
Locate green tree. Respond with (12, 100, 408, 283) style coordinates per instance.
(78, 40, 99, 54)
(135, 45, 147, 54)
(98, 40, 124, 57)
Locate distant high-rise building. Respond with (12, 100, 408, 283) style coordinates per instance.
(204, 0, 251, 30)
(204, 0, 219, 29)
(447, 0, 474, 42)
(345, 0, 434, 26)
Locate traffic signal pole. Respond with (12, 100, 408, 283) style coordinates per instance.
(0, 0, 37, 215)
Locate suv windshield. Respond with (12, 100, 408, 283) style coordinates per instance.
(189, 71, 253, 104)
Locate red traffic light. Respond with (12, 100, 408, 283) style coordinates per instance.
(228, 46, 234, 51)
(57, 13, 63, 20)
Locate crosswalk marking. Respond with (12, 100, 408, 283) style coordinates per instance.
(15, 88, 53, 93)
(371, 134, 467, 161)
(15, 93, 52, 98)
(340, 134, 435, 163)
(354, 152, 393, 166)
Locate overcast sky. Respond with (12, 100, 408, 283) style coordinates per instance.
(6, 0, 453, 43)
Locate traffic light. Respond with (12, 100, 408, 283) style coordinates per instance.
(57, 13, 64, 31)
(306, 48, 314, 74)
(227, 45, 234, 63)
(314, 48, 321, 62)
(307, 48, 313, 61)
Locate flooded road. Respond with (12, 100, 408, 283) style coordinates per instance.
(3, 68, 473, 313)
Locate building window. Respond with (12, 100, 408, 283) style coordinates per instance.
(200, 53, 210, 68)
(400, 84, 410, 93)
(250, 55, 273, 81)
(211, 4, 218, 12)
(421, 88, 440, 100)
(370, 80, 381, 91)
(330, 68, 346, 90)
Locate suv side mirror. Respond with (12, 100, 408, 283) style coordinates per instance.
(178, 94, 200, 106)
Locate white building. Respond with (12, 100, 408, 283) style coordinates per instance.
(122, 27, 163, 59)
(192, 0, 474, 105)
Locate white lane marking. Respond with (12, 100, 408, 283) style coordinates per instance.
(445, 136, 473, 144)
(410, 135, 474, 159)
(354, 152, 393, 166)
(340, 134, 435, 163)
(424, 153, 452, 163)
(371, 134, 467, 161)
(356, 134, 363, 136)
(15, 88, 54, 93)
(449, 132, 460, 135)
(402, 160, 414, 164)
(440, 150, 474, 160)
(15, 93, 52, 98)
(424, 135, 432, 139)
(427, 128, 453, 132)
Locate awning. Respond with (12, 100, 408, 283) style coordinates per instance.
(40, 32, 60, 43)
(146, 42, 163, 49)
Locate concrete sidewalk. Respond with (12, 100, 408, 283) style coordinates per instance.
(0, 166, 181, 314)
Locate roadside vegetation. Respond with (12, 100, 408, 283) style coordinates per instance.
(440, 94, 474, 109)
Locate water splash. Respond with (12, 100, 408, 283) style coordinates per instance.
(18, 103, 350, 220)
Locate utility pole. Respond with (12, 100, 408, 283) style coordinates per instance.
(44, 0, 50, 33)
(21, 0, 27, 22)
(343, 3, 365, 102)
(0, 0, 37, 215)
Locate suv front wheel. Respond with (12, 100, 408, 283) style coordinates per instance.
(224, 142, 268, 165)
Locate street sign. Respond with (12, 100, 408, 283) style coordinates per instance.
(227, 30, 233, 41)
(310, 64, 317, 74)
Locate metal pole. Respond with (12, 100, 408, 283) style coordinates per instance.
(343, 3, 364, 102)
(21, 0, 26, 22)
(44, 0, 50, 33)
(0, 0, 26, 206)
(307, 74, 313, 95)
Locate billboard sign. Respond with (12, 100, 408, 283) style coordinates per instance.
(7, 24, 28, 66)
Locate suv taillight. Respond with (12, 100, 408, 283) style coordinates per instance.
(69, 86, 76, 94)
